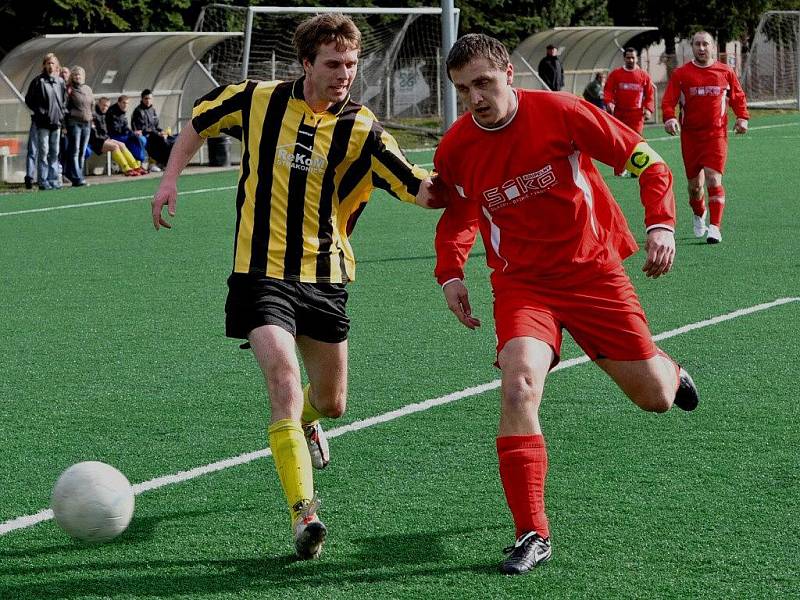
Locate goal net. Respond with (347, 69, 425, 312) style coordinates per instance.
(744, 11, 800, 109)
(195, 4, 451, 132)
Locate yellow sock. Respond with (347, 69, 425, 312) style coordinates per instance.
(268, 419, 314, 524)
(111, 148, 133, 172)
(301, 383, 324, 425)
(121, 146, 140, 169)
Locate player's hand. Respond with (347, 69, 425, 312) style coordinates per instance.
(416, 176, 448, 209)
(606, 102, 615, 115)
(734, 118, 748, 135)
(664, 119, 679, 136)
(644, 109, 652, 121)
(152, 181, 178, 230)
(443, 279, 481, 329)
(642, 228, 675, 278)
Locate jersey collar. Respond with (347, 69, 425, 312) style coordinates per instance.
(292, 77, 350, 116)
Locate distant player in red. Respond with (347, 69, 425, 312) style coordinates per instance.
(604, 47, 654, 176)
(662, 31, 749, 244)
(433, 34, 700, 575)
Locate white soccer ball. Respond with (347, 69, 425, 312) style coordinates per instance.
(51, 461, 135, 542)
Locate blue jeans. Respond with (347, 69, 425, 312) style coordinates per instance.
(26, 121, 38, 183)
(36, 126, 61, 189)
(65, 120, 90, 184)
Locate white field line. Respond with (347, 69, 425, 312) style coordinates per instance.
(0, 186, 237, 218)
(1, 296, 797, 537)
(646, 120, 800, 143)
(1, 120, 795, 218)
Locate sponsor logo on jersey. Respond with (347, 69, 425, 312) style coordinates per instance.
(689, 86, 722, 97)
(483, 164, 557, 211)
(276, 143, 327, 175)
(619, 82, 643, 91)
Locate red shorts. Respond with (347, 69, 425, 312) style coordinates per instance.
(492, 264, 657, 366)
(615, 110, 644, 134)
(680, 134, 727, 179)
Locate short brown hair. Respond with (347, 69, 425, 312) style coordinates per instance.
(446, 34, 510, 80)
(293, 13, 361, 64)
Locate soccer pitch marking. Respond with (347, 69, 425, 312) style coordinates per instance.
(0, 163, 436, 219)
(1, 296, 798, 537)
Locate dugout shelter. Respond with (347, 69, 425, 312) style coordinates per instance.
(512, 26, 658, 94)
(0, 32, 241, 182)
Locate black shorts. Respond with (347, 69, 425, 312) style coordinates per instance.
(225, 274, 350, 343)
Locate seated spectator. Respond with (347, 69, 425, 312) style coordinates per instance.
(89, 96, 145, 176)
(582, 72, 605, 109)
(106, 94, 147, 163)
(64, 66, 93, 187)
(131, 88, 176, 172)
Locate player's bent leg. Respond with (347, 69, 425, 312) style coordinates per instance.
(496, 337, 554, 574)
(596, 355, 678, 413)
(297, 336, 348, 469)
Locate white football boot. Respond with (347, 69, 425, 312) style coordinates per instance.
(693, 211, 708, 238)
(706, 224, 722, 244)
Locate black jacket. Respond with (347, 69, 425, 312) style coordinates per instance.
(537, 55, 564, 91)
(92, 104, 109, 139)
(131, 104, 160, 134)
(25, 73, 67, 129)
(106, 103, 132, 137)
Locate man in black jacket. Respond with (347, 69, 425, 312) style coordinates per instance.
(132, 89, 175, 170)
(537, 45, 564, 91)
(24, 53, 67, 189)
(106, 95, 147, 163)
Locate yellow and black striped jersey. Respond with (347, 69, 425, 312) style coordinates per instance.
(191, 78, 429, 283)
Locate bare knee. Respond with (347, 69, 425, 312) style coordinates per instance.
(312, 384, 347, 419)
(502, 373, 544, 413)
(687, 182, 703, 198)
(631, 380, 674, 413)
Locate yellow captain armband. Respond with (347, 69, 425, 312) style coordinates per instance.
(624, 142, 664, 177)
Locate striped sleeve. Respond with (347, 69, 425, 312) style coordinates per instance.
(191, 81, 251, 139)
(369, 123, 429, 203)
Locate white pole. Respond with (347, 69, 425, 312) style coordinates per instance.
(441, 0, 457, 131)
(241, 7, 254, 80)
(271, 50, 276, 80)
(436, 46, 442, 120)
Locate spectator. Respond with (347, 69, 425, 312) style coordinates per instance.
(604, 48, 655, 176)
(132, 89, 175, 171)
(88, 96, 144, 176)
(24, 52, 67, 190)
(106, 95, 147, 163)
(537, 44, 564, 91)
(582, 71, 605, 109)
(64, 66, 93, 186)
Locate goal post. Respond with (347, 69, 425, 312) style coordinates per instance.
(744, 10, 800, 110)
(195, 4, 459, 133)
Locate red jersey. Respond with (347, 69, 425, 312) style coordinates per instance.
(604, 67, 654, 116)
(661, 61, 749, 137)
(434, 90, 676, 288)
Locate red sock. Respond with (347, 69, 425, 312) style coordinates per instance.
(708, 185, 725, 227)
(689, 194, 706, 218)
(497, 434, 549, 539)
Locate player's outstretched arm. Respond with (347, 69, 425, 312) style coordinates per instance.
(442, 279, 481, 330)
(151, 122, 205, 230)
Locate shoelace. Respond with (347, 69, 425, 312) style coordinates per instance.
(297, 494, 321, 523)
(503, 532, 540, 554)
